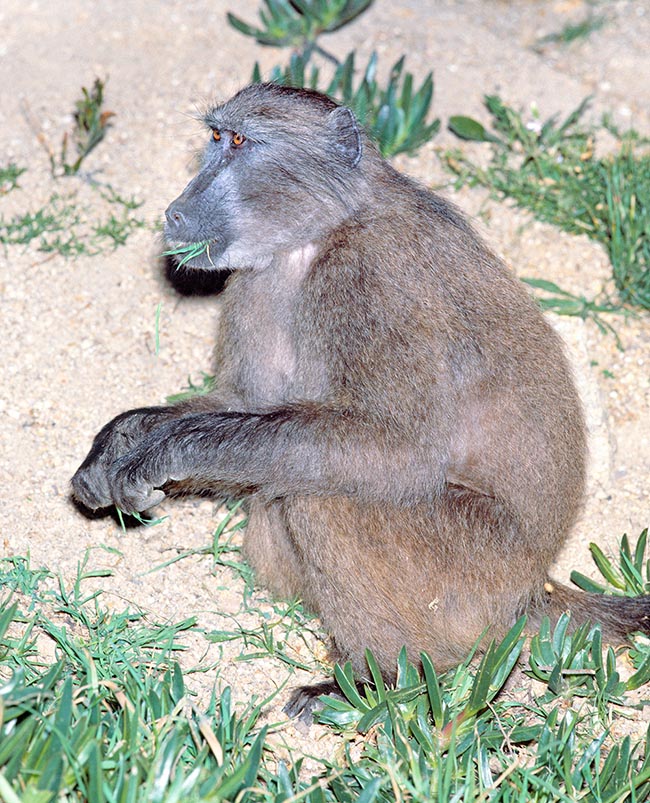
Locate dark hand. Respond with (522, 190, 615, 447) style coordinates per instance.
(71, 407, 173, 511)
(105, 444, 172, 513)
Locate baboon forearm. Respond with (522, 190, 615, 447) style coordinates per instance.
(113, 407, 445, 507)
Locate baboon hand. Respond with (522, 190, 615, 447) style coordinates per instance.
(106, 427, 196, 513)
(71, 407, 172, 511)
(106, 449, 169, 514)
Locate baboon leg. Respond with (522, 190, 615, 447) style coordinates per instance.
(243, 499, 306, 601)
(282, 493, 533, 680)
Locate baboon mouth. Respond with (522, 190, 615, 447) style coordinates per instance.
(163, 239, 219, 269)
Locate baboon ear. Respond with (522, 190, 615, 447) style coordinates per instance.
(327, 106, 362, 168)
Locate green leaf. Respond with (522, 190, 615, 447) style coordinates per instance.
(570, 570, 606, 594)
(421, 652, 444, 729)
(522, 277, 574, 296)
(626, 646, 650, 690)
(364, 649, 386, 700)
(334, 662, 369, 711)
(355, 777, 382, 803)
(162, 240, 209, 267)
(449, 115, 498, 142)
(634, 529, 648, 571)
(226, 13, 260, 38)
(589, 543, 627, 590)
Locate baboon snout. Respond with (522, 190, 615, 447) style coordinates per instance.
(164, 199, 188, 237)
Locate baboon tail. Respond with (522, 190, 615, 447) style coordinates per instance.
(530, 580, 650, 641)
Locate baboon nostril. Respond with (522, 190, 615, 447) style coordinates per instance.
(165, 202, 186, 229)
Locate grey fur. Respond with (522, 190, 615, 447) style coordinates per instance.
(72, 84, 650, 704)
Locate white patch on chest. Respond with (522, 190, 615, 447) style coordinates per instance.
(224, 243, 319, 406)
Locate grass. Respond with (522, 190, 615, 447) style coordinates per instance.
(22, 78, 114, 179)
(316, 635, 650, 802)
(0, 163, 26, 195)
(0, 174, 145, 258)
(571, 529, 650, 597)
(534, 13, 607, 49)
(166, 372, 216, 404)
(162, 240, 210, 267)
(1, 526, 649, 802)
(1, 78, 144, 259)
(446, 96, 650, 312)
(0, 549, 270, 802)
(521, 278, 628, 349)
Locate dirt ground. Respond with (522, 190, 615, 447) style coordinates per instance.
(1, 0, 649, 758)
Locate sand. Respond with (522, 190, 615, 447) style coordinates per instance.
(1, 0, 649, 755)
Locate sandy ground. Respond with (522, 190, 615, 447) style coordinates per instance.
(1, 0, 649, 757)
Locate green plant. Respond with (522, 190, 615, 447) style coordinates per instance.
(318, 619, 527, 738)
(0, 560, 271, 802)
(0, 192, 85, 252)
(446, 95, 650, 310)
(55, 77, 114, 176)
(3, 84, 144, 260)
(535, 13, 607, 49)
(0, 654, 268, 802)
(528, 614, 650, 710)
(166, 372, 216, 404)
(92, 186, 146, 247)
(571, 529, 650, 597)
(0, 184, 145, 257)
(3, 529, 650, 802)
(315, 623, 650, 802)
(254, 51, 439, 157)
(162, 239, 210, 267)
(0, 163, 26, 195)
(0, 554, 52, 598)
(228, 0, 373, 56)
(521, 278, 627, 349)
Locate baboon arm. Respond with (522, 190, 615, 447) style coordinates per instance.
(71, 394, 241, 511)
(104, 405, 445, 513)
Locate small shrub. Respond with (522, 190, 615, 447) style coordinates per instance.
(253, 51, 439, 158)
(228, 0, 374, 53)
(57, 77, 115, 176)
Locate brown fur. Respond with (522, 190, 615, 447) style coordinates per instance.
(72, 84, 650, 695)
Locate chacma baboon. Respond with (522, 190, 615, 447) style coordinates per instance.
(72, 83, 650, 709)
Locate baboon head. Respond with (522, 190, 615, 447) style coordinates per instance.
(164, 83, 367, 270)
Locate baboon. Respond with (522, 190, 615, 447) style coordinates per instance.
(72, 83, 650, 708)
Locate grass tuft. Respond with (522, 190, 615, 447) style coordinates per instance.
(446, 95, 650, 311)
(571, 528, 650, 597)
(162, 240, 211, 267)
(316, 618, 650, 801)
(166, 372, 216, 404)
(0, 163, 26, 195)
(0, 179, 145, 258)
(57, 77, 115, 177)
(535, 13, 607, 49)
(0, 555, 267, 801)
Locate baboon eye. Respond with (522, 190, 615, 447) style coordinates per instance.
(232, 132, 246, 147)
(212, 129, 221, 142)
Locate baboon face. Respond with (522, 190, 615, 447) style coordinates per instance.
(164, 83, 365, 271)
